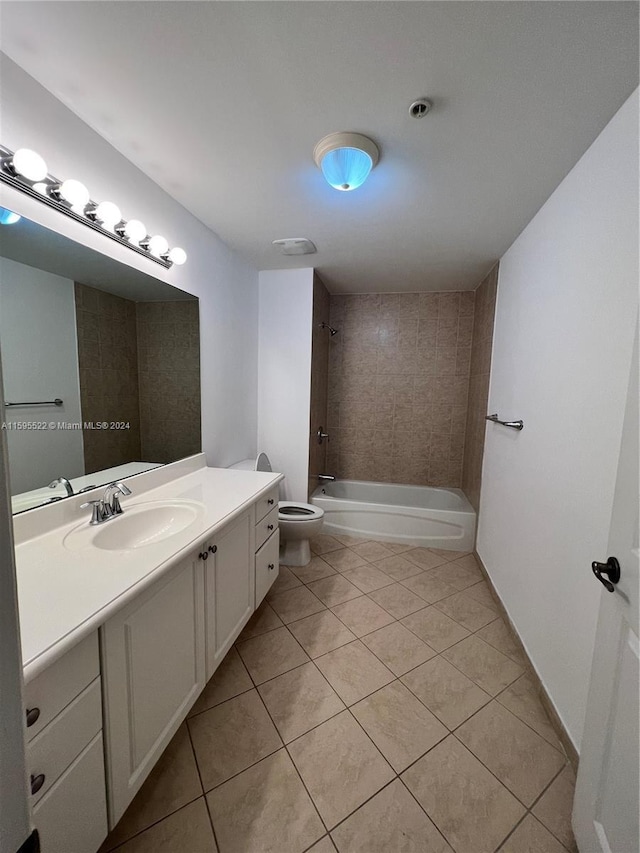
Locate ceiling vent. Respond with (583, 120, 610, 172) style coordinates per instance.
(272, 238, 317, 256)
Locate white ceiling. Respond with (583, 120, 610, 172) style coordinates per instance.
(0, 2, 637, 293)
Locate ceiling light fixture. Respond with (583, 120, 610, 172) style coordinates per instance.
(313, 132, 379, 192)
(272, 237, 317, 256)
(0, 143, 187, 268)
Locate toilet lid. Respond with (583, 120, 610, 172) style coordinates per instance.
(278, 501, 324, 520)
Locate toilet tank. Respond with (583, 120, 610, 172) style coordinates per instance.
(228, 453, 273, 472)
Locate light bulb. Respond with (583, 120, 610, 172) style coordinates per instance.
(123, 219, 147, 243)
(148, 235, 169, 257)
(32, 182, 49, 195)
(168, 247, 187, 265)
(94, 201, 122, 229)
(12, 148, 48, 182)
(59, 179, 90, 211)
(0, 208, 21, 225)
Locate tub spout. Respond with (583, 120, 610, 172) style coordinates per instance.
(318, 474, 335, 482)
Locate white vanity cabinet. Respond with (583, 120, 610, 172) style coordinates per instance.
(203, 509, 255, 679)
(25, 632, 108, 853)
(254, 486, 280, 606)
(101, 551, 205, 826)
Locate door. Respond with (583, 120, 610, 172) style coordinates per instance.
(205, 510, 254, 678)
(572, 325, 639, 852)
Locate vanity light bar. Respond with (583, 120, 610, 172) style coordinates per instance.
(0, 145, 187, 268)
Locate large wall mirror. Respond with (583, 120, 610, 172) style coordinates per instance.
(0, 214, 201, 514)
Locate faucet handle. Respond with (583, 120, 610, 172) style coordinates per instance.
(80, 500, 107, 525)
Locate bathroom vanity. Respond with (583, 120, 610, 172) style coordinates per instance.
(14, 454, 282, 853)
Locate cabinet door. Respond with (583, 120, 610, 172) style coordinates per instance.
(205, 510, 255, 678)
(101, 553, 205, 826)
(256, 530, 280, 607)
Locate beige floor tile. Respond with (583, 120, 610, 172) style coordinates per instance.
(378, 540, 414, 554)
(287, 609, 356, 658)
(403, 548, 450, 571)
(207, 749, 324, 853)
(102, 724, 202, 850)
(442, 635, 524, 695)
(361, 621, 436, 676)
(332, 533, 370, 547)
(331, 779, 453, 853)
(497, 674, 562, 748)
(462, 580, 499, 611)
(189, 648, 253, 717)
(401, 572, 458, 604)
(351, 682, 448, 772)
(322, 548, 371, 571)
(315, 640, 395, 705)
(268, 585, 326, 624)
(266, 565, 303, 596)
(368, 583, 427, 618)
(433, 590, 497, 630)
(373, 554, 424, 580)
(456, 702, 566, 806)
(401, 606, 470, 652)
(430, 563, 485, 592)
(331, 596, 395, 637)
(290, 556, 338, 584)
(500, 815, 568, 853)
(311, 534, 345, 555)
(532, 766, 578, 852)
(450, 553, 483, 573)
(112, 799, 217, 853)
(349, 540, 395, 561)
(401, 656, 491, 729)
(342, 564, 394, 593)
(476, 618, 528, 666)
(307, 574, 363, 607)
(307, 838, 337, 853)
(237, 601, 283, 641)
(429, 548, 471, 562)
(289, 711, 394, 829)
(188, 690, 282, 790)
(236, 626, 309, 684)
(258, 662, 345, 742)
(402, 736, 525, 853)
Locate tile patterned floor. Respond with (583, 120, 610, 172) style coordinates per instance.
(100, 534, 578, 853)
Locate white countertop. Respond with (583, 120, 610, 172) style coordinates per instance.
(15, 458, 282, 682)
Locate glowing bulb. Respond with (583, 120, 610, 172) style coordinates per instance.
(59, 179, 90, 211)
(12, 148, 48, 182)
(0, 208, 21, 225)
(148, 235, 169, 257)
(123, 219, 147, 243)
(168, 247, 187, 265)
(94, 201, 122, 229)
(32, 182, 49, 195)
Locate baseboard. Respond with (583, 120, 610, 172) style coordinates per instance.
(474, 550, 579, 771)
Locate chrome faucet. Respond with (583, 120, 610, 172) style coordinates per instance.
(48, 476, 74, 497)
(81, 481, 132, 525)
(318, 474, 335, 482)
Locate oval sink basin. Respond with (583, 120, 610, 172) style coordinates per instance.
(64, 501, 203, 552)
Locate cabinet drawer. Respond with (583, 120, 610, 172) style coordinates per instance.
(33, 732, 108, 853)
(255, 487, 278, 523)
(255, 505, 279, 551)
(256, 531, 280, 607)
(28, 677, 102, 805)
(24, 631, 99, 742)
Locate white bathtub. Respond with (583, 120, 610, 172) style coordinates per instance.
(311, 479, 476, 552)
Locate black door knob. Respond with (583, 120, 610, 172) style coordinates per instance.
(267, 498, 274, 505)
(592, 556, 621, 592)
(30, 774, 45, 795)
(26, 707, 40, 728)
(268, 563, 275, 571)
(199, 551, 208, 561)
(208, 545, 217, 554)
(267, 524, 274, 531)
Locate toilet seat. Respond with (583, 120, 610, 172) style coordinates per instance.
(278, 501, 324, 521)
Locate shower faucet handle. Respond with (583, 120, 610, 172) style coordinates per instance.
(317, 427, 330, 445)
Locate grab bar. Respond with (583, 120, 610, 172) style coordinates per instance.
(485, 413, 524, 431)
(4, 398, 63, 408)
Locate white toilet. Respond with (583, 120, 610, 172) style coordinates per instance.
(228, 453, 324, 566)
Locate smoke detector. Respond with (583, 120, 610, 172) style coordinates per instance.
(409, 98, 432, 119)
(272, 238, 317, 256)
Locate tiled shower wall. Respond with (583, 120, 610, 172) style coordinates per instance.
(462, 264, 498, 509)
(326, 291, 475, 487)
(308, 274, 331, 498)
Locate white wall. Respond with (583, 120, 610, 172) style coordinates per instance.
(0, 55, 259, 469)
(257, 269, 314, 501)
(478, 90, 638, 750)
(0, 257, 84, 492)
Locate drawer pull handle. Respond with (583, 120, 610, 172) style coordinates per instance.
(267, 524, 274, 531)
(25, 707, 40, 727)
(30, 774, 45, 796)
(268, 563, 275, 571)
(208, 545, 217, 554)
(267, 498, 274, 505)
(199, 551, 209, 561)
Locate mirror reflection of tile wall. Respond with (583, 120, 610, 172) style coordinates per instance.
(75, 283, 201, 475)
